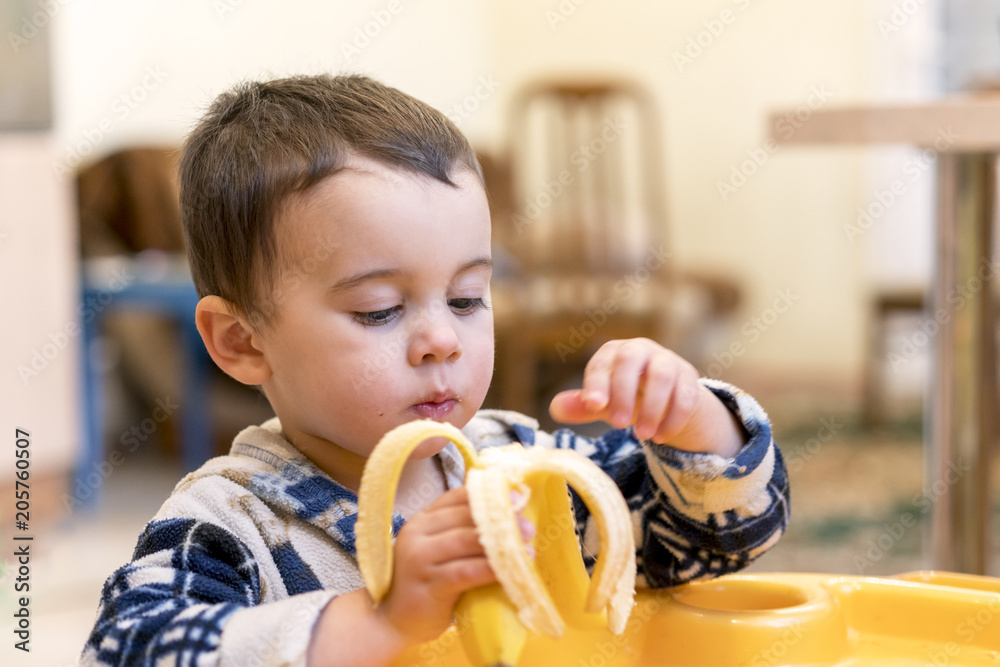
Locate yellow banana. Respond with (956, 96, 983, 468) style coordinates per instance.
(454, 583, 526, 666)
(355, 419, 636, 667)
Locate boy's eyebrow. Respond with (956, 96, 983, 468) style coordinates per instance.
(329, 268, 404, 293)
(458, 256, 493, 275)
(329, 257, 493, 293)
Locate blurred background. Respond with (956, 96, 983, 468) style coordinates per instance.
(2, 0, 1000, 664)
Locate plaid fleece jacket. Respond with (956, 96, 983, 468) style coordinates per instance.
(81, 380, 789, 666)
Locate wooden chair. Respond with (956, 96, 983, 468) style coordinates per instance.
(75, 147, 213, 505)
(490, 78, 741, 415)
(860, 287, 927, 426)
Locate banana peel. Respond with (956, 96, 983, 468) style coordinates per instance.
(355, 419, 636, 667)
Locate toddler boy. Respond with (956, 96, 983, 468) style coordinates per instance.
(82, 74, 789, 667)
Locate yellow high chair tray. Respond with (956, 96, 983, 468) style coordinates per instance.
(395, 571, 1000, 666)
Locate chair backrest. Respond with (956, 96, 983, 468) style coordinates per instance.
(77, 147, 183, 257)
(505, 79, 669, 280)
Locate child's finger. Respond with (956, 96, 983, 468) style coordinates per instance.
(409, 503, 476, 536)
(633, 355, 676, 440)
(425, 485, 470, 509)
(423, 526, 488, 564)
(433, 557, 496, 595)
(605, 340, 652, 429)
(652, 366, 703, 444)
(549, 389, 602, 424)
(579, 341, 621, 411)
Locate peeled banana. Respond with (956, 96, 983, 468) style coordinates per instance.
(355, 419, 636, 666)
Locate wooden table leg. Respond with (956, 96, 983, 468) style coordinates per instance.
(928, 152, 997, 574)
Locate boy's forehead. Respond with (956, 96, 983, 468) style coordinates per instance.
(273, 160, 489, 269)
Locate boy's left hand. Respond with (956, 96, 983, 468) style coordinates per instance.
(549, 338, 744, 458)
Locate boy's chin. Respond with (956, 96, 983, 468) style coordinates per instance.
(409, 435, 450, 459)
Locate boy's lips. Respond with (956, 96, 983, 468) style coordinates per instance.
(411, 392, 459, 420)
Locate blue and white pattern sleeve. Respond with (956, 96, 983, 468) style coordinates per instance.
(81, 517, 257, 666)
(507, 379, 789, 587)
(80, 508, 337, 667)
(80, 453, 344, 667)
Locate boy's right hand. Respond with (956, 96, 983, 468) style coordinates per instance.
(374, 485, 496, 644)
(310, 486, 535, 666)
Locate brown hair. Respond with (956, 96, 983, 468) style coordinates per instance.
(179, 73, 483, 328)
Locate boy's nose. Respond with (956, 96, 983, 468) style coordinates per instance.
(407, 312, 462, 365)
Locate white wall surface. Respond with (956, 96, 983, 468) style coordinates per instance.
(1, 0, 946, 483)
(0, 135, 77, 479)
(53, 0, 495, 164)
(50, 0, 943, 387)
(2, 0, 496, 481)
(486, 0, 885, 383)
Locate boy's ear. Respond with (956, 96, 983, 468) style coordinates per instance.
(195, 296, 272, 386)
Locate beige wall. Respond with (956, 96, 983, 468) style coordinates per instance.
(0, 136, 77, 478)
(52, 0, 495, 161)
(485, 1, 889, 388)
(4, 1, 935, 476)
(55, 1, 906, 388)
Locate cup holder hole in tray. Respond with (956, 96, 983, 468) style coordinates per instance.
(672, 579, 812, 612)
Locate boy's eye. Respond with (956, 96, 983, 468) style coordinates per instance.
(449, 297, 487, 314)
(354, 306, 402, 326)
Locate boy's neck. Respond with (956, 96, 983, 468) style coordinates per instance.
(281, 427, 448, 516)
(282, 428, 368, 493)
(394, 455, 448, 519)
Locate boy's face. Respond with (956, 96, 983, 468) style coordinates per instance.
(254, 157, 494, 473)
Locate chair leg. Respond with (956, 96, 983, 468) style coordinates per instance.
(76, 307, 104, 510)
(861, 306, 887, 428)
